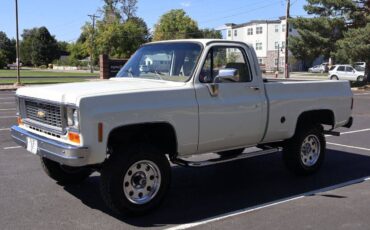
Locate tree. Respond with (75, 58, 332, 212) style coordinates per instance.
(120, 0, 138, 20)
(198, 29, 222, 39)
(20, 27, 60, 66)
(153, 9, 200, 41)
(94, 16, 150, 58)
(290, 0, 370, 69)
(0, 31, 16, 68)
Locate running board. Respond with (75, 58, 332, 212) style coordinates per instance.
(171, 147, 281, 168)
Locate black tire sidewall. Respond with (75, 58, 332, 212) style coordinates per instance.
(41, 157, 92, 184)
(100, 145, 171, 215)
(283, 125, 326, 175)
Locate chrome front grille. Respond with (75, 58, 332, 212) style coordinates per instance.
(24, 100, 63, 129)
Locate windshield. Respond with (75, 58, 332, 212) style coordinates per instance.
(116, 42, 202, 82)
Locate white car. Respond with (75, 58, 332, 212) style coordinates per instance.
(308, 65, 326, 73)
(11, 39, 353, 215)
(329, 64, 365, 82)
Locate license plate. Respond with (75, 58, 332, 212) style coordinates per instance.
(26, 137, 38, 154)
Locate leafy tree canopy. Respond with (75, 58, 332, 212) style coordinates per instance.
(20, 27, 60, 66)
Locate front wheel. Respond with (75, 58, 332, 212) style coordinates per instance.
(100, 144, 171, 216)
(283, 125, 325, 175)
(357, 76, 364, 82)
(330, 75, 339, 80)
(41, 157, 93, 184)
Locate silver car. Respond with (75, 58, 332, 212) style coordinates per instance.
(308, 65, 326, 73)
(328, 65, 365, 82)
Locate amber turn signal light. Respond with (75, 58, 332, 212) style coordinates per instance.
(68, 132, 81, 144)
(17, 117, 23, 125)
(98, 122, 103, 142)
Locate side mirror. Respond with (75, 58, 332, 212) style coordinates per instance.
(213, 68, 239, 83)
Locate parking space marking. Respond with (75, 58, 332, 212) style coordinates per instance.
(3, 146, 22, 150)
(340, 128, 370, 135)
(0, 108, 16, 111)
(0, 116, 17, 119)
(165, 176, 370, 230)
(354, 93, 370, 96)
(327, 142, 370, 152)
(0, 102, 14, 104)
(0, 128, 10, 131)
(0, 97, 15, 100)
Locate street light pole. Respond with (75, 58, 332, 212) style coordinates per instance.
(284, 0, 290, 79)
(14, 0, 21, 85)
(88, 14, 99, 74)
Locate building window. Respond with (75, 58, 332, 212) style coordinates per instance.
(281, 41, 286, 49)
(247, 28, 253, 35)
(275, 41, 279, 49)
(275, 25, 279, 32)
(234, 30, 237, 36)
(228, 30, 231, 37)
(256, 42, 262, 50)
(258, 58, 263, 64)
(282, 24, 286, 32)
(256, 27, 263, 34)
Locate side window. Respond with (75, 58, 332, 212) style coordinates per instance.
(337, 66, 345, 71)
(199, 47, 252, 83)
(346, 66, 354, 72)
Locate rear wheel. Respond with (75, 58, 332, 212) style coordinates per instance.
(330, 75, 339, 80)
(100, 144, 171, 216)
(41, 157, 93, 184)
(283, 125, 325, 175)
(357, 76, 364, 82)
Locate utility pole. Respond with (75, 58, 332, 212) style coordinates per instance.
(14, 0, 21, 86)
(88, 14, 99, 73)
(284, 0, 290, 78)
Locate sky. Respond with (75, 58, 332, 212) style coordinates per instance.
(0, 0, 307, 42)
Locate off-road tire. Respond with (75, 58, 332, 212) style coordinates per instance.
(41, 157, 93, 184)
(100, 144, 171, 216)
(283, 125, 326, 175)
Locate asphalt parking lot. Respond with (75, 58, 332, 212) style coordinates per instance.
(1, 90, 370, 230)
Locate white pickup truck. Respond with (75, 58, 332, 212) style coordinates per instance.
(11, 39, 353, 215)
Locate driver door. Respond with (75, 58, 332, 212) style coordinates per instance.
(195, 46, 266, 153)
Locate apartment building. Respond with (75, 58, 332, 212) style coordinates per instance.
(224, 17, 298, 72)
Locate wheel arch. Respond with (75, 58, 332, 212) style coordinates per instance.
(294, 109, 335, 133)
(107, 122, 178, 158)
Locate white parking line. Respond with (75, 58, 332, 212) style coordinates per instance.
(340, 128, 370, 135)
(354, 93, 370, 96)
(3, 146, 22, 150)
(327, 142, 370, 152)
(0, 108, 16, 111)
(165, 176, 370, 230)
(0, 116, 16, 119)
(0, 102, 14, 104)
(0, 97, 15, 100)
(0, 128, 10, 131)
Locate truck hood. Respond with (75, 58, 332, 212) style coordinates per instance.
(16, 78, 187, 105)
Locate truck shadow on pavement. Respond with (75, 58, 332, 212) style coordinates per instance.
(63, 149, 370, 227)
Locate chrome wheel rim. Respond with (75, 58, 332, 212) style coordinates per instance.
(123, 160, 161, 204)
(300, 135, 321, 167)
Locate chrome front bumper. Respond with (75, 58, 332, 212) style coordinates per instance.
(11, 125, 89, 167)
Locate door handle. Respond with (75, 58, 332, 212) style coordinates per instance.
(248, 86, 260, 91)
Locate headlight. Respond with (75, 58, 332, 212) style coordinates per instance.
(66, 107, 79, 129)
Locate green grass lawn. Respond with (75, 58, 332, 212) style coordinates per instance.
(0, 78, 87, 84)
(0, 69, 98, 84)
(0, 69, 98, 77)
